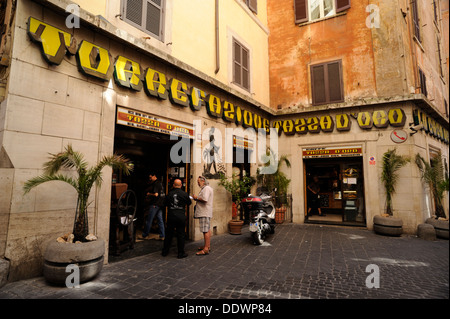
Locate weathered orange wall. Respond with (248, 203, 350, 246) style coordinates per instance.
(267, 1, 377, 111)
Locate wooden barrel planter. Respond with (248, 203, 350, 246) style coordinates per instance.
(43, 238, 105, 285)
(373, 215, 403, 236)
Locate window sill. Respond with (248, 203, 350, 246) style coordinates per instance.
(297, 12, 347, 27)
(312, 100, 345, 107)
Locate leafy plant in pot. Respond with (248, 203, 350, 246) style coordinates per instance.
(219, 172, 255, 234)
(373, 148, 409, 236)
(415, 151, 449, 239)
(23, 144, 132, 284)
(256, 149, 291, 222)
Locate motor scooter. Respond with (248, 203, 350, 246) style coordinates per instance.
(241, 189, 276, 245)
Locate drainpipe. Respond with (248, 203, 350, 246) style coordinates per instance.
(215, 0, 220, 74)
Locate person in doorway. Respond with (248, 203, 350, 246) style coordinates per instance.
(162, 179, 191, 259)
(192, 176, 213, 256)
(307, 176, 324, 216)
(141, 171, 165, 240)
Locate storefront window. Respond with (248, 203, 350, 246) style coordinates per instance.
(304, 156, 365, 225)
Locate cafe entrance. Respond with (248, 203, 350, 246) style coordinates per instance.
(303, 146, 366, 226)
(110, 107, 194, 258)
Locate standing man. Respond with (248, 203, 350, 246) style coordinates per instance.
(192, 176, 213, 255)
(142, 171, 165, 240)
(162, 179, 191, 259)
(307, 175, 323, 217)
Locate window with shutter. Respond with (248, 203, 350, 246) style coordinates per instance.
(122, 0, 164, 41)
(437, 37, 443, 77)
(445, 100, 448, 119)
(125, 0, 143, 26)
(411, 0, 421, 42)
(335, 0, 350, 13)
(246, 0, 258, 14)
(432, 0, 438, 24)
(311, 65, 326, 105)
(233, 39, 250, 91)
(294, 0, 308, 23)
(418, 68, 427, 97)
(295, 0, 350, 24)
(327, 61, 342, 102)
(310, 60, 344, 105)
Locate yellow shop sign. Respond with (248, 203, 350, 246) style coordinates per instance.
(272, 108, 407, 136)
(27, 17, 270, 133)
(413, 109, 449, 144)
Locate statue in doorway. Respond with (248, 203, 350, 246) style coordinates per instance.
(202, 127, 225, 179)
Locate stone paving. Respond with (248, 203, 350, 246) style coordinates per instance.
(0, 224, 448, 300)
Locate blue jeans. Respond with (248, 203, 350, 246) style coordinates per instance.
(143, 205, 165, 238)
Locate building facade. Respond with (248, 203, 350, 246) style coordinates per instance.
(267, 0, 449, 230)
(0, 0, 273, 281)
(0, 0, 448, 283)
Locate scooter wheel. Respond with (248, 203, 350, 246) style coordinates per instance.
(251, 230, 264, 245)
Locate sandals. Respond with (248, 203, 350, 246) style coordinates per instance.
(197, 247, 211, 252)
(196, 249, 209, 256)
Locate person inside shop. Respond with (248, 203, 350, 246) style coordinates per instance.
(141, 171, 165, 240)
(192, 175, 214, 255)
(307, 175, 325, 216)
(162, 179, 191, 259)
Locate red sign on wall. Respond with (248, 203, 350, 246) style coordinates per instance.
(116, 107, 194, 139)
(302, 146, 363, 158)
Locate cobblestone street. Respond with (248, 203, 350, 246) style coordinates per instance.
(1, 224, 448, 301)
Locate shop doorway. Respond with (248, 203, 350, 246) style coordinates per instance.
(304, 157, 365, 226)
(110, 124, 191, 259)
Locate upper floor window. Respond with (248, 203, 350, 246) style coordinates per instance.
(432, 0, 439, 26)
(437, 36, 444, 78)
(310, 0, 335, 20)
(245, 0, 258, 14)
(418, 67, 427, 97)
(294, 0, 350, 24)
(310, 60, 344, 105)
(411, 0, 421, 42)
(233, 39, 250, 91)
(121, 0, 165, 41)
(445, 100, 448, 119)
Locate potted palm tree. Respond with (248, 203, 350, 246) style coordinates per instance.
(373, 148, 409, 236)
(23, 144, 132, 284)
(415, 151, 449, 239)
(219, 172, 255, 234)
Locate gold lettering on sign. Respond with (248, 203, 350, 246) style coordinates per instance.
(27, 17, 77, 65)
(76, 40, 113, 81)
(144, 67, 168, 99)
(114, 56, 143, 91)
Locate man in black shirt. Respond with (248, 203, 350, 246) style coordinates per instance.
(142, 172, 165, 240)
(162, 179, 192, 259)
